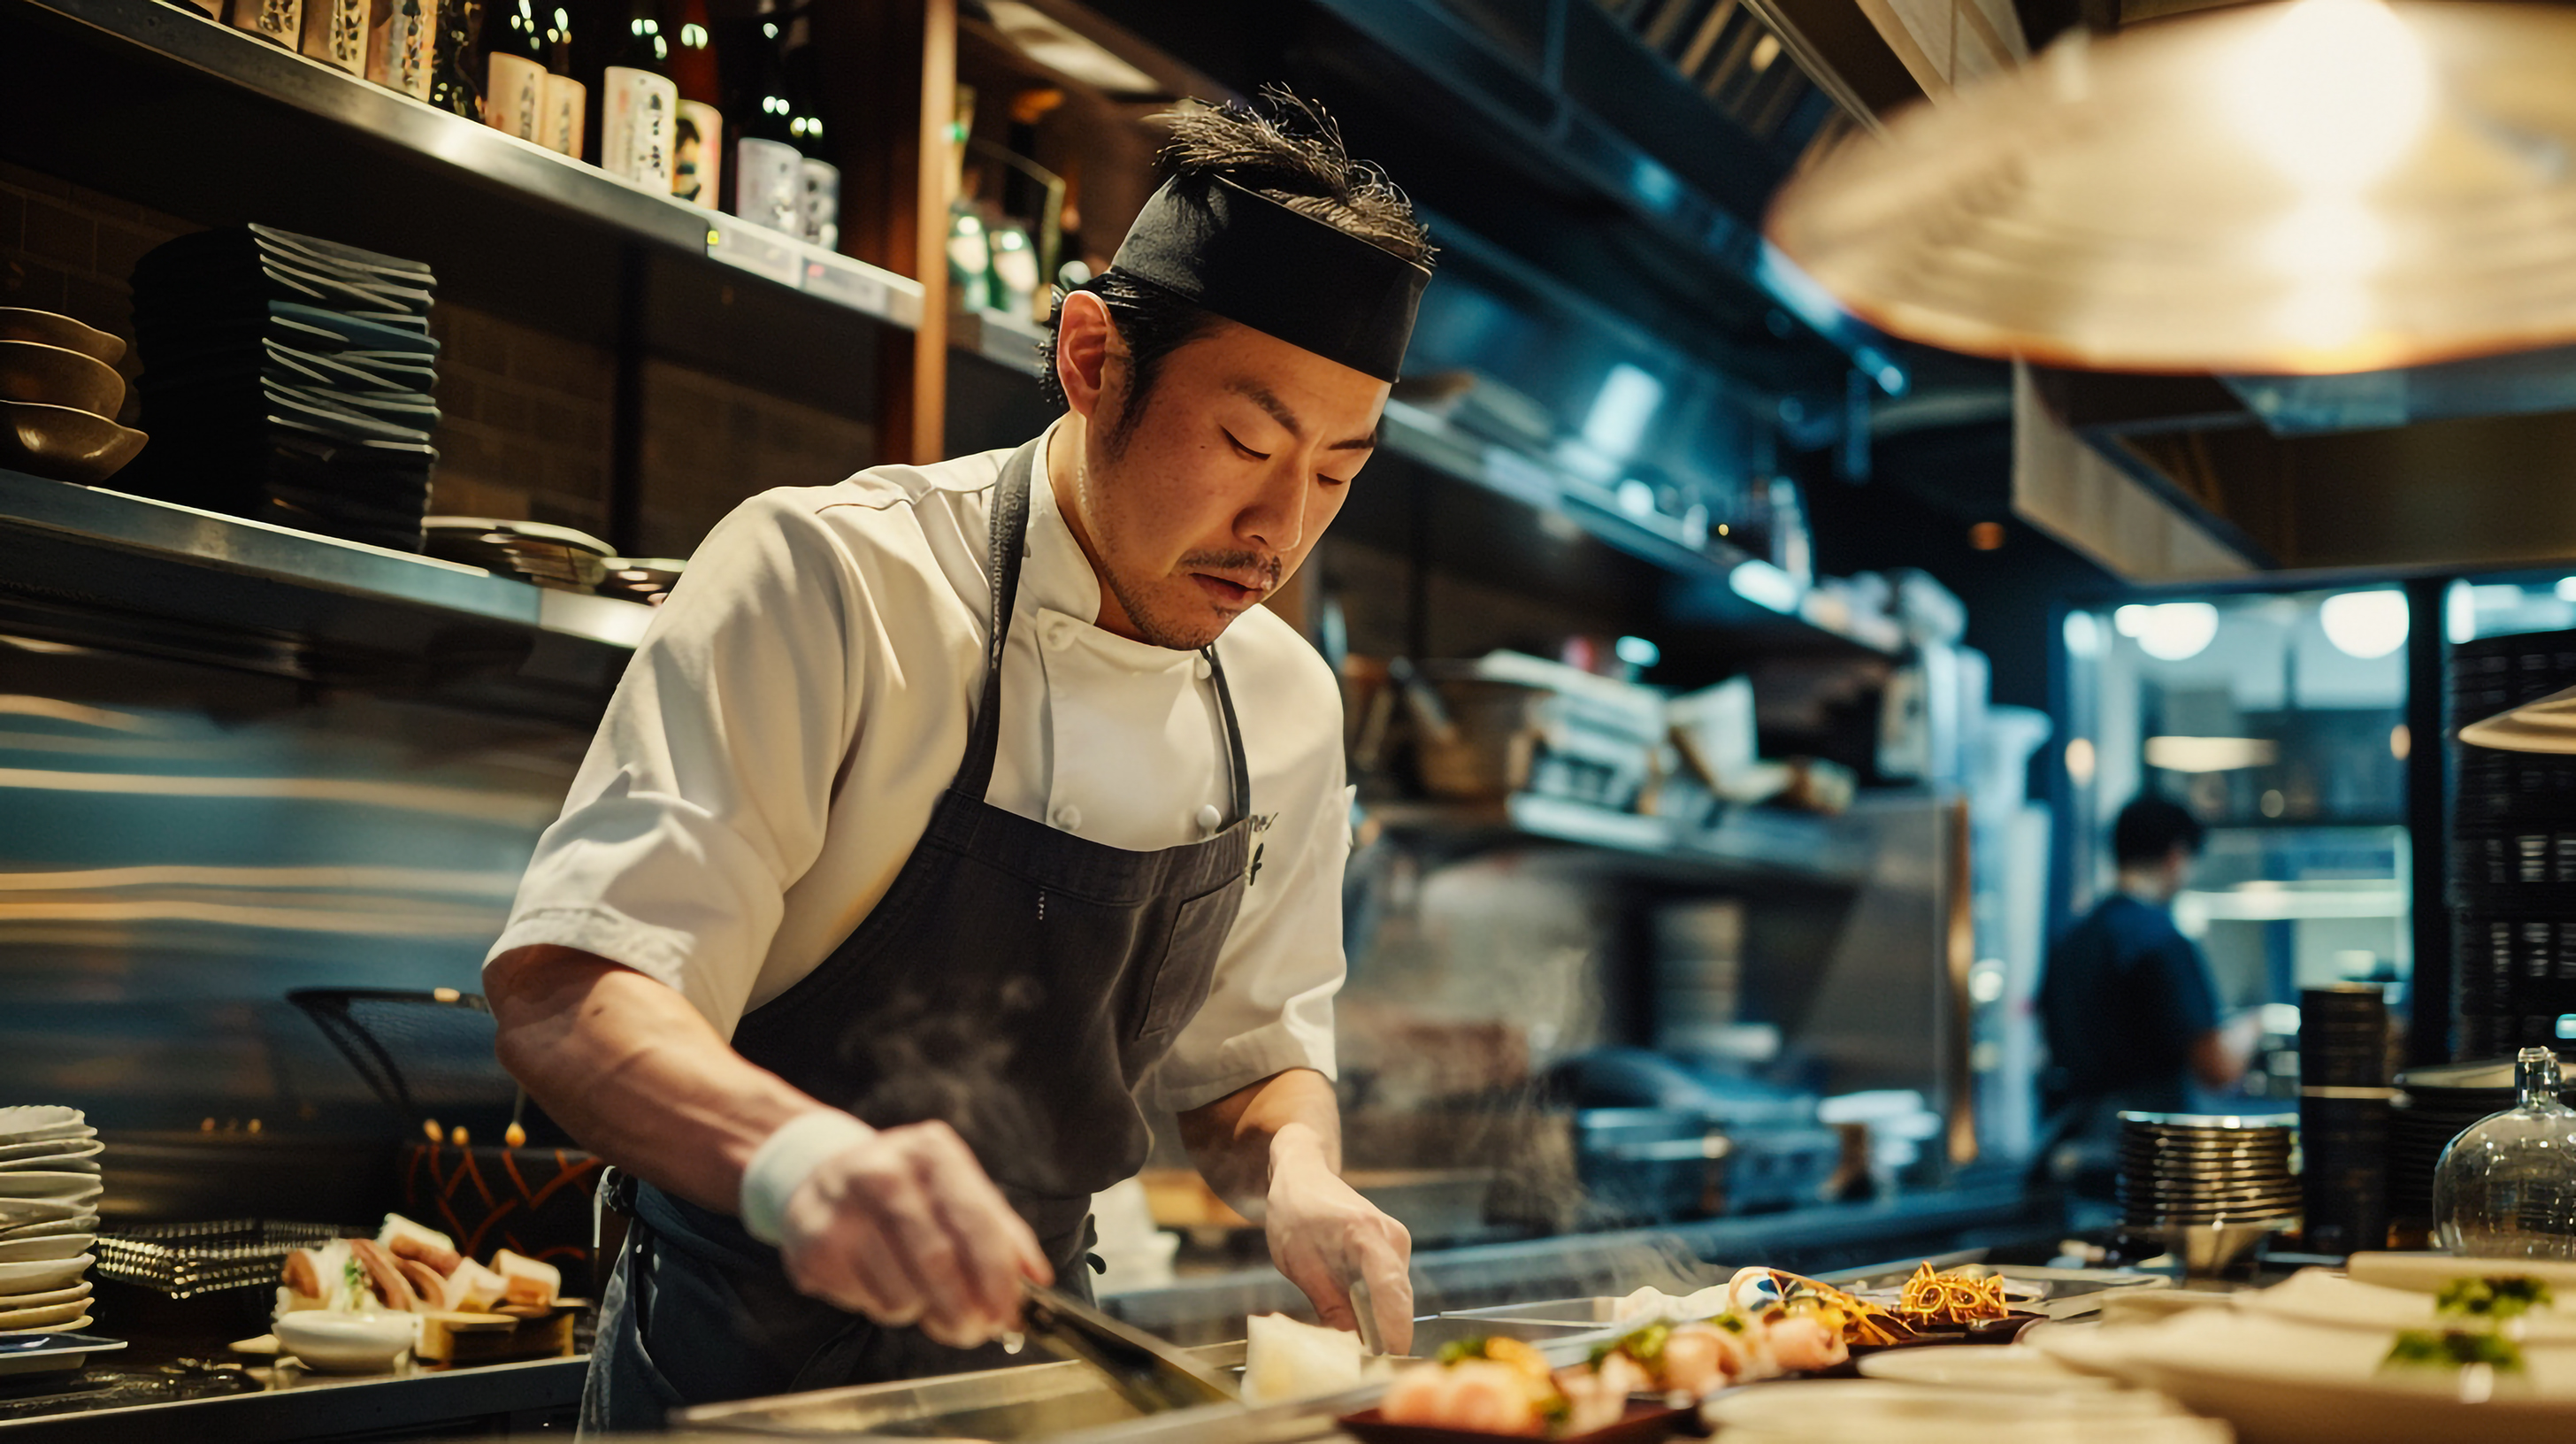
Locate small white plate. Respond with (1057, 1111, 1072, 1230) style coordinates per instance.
(0, 1174, 102, 1202)
(0, 1283, 90, 1312)
(0, 1257, 90, 1295)
(0, 1332, 125, 1377)
(0, 1217, 96, 1242)
(0, 1139, 97, 1165)
(0, 1314, 90, 1336)
(1859, 1345, 2134, 1393)
(0, 1110, 86, 1147)
(0, 1235, 89, 1265)
(0, 1300, 89, 1332)
(0, 1199, 94, 1227)
(0, 1141, 101, 1169)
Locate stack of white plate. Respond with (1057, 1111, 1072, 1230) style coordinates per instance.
(0, 1108, 101, 1335)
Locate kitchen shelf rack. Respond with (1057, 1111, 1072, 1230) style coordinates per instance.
(1, 0, 922, 420)
(1367, 792, 1867, 884)
(0, 468, 640, 720)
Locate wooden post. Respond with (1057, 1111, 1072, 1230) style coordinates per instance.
(826, 0, 954, 465)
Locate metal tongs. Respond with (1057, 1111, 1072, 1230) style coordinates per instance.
(1019, 1282, 1240, 1414)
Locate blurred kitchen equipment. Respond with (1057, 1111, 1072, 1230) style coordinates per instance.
(1769, 0, 2576, 374)
(2118, 1111, 2299, 1275)
(1405, 652, 1667, 810)
(2433, 1045, 2576, 1257)
(1019, 1282, 1238, 1413)
(2450, 627, 2576, 1059)
(288, 989, 601, 1268)
(92, 1218, 342, 1300)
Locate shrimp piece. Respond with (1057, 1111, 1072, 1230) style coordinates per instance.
(1761, 1314, 1849, 1373)
(1441, 1360, 1545, 1435)
(1658, 1325, 1730, 1395)
(1380, 1363, 1458, 1425)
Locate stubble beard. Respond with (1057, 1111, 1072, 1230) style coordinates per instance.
(1078, 443, 1280, 652)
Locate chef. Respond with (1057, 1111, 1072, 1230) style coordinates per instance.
(483, 91, 1435, 1431)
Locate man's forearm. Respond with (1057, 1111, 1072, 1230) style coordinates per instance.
(1176, 1067, 1341, 1215)
(487, 944, 822, 1214)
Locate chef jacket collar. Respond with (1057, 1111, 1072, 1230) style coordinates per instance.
(1024, 420, 1206, 677)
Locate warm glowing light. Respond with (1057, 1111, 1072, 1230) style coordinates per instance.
(2120, 602, 2220, 660)
(2146, 735, 2280, 772)
(2390, 723, 2411, 760)
(1729, 559, 1801, 613)
(2319, 589, 2410, 658)
(2222, 0, 2433, 193)
(1968, 522, 2005, 551)
(2066, 737, 2097, 786)
(2064, 611, 2102, 657)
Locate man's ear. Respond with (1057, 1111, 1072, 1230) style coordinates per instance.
(1053, 289, 1114, 424)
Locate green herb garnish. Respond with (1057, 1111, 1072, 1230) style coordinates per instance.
(2436, 1277, 2554, 1321)
(2384, 1329, 2526, 1373)
(1436, 1337, 1490, 1366)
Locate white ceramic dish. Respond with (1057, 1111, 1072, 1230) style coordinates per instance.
(0, 1200, 93, 1230)
(1706, 1380, 2218, 1444)
(0, 1110, 85, 1145)
(2037, 1309, 2576, 1444)
(0, 1314, 90, 1336)
(2242, 1269, 2576, 1341)
(2348, 1252, 2576, 1295)
(0, 1217, 96, 1242)
(0, 1235, 89, 1265)
(0, 1284, 90, 1312)
(0, 1256, 90, 1294)
(0, 1300, 90, 1333)
(0, 1140, 101, 1166)
(0, 1172, 103, 1202)
(1857, 1344, 2128, 1393)
(274, 1310, 417, 1374)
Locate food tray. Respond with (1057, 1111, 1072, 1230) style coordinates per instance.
(93, 1219, 349, 1299)
(1340, 1400, 1686, 1444)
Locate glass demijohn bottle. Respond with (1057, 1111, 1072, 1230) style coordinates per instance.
(2434, 1047, 2576, 1258)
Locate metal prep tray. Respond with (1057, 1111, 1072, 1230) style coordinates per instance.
(679, 1319, 1619, 1440)
(1435, 1295, 1670, 1327)
(1821, 1263, 2172, 1319)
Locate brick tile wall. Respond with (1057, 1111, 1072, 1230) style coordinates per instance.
(3, 158, 878, 559)
(0, 157, 195, 429)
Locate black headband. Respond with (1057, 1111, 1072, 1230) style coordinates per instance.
(1108, 174, 1430, 382)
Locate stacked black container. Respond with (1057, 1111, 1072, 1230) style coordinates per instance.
(2298, 984, 2392, 1255)
(126, 226, 439, 552)
(2450, 627, 2576, 1057)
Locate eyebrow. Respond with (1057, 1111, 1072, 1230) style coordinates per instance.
(1228, 380, 1379, 452)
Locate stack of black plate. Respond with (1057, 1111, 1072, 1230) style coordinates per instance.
(126, 225, 438, 552)
(2451, 629, 2576, 1057)
(2299, 985, 2394, 1255)
(2118, 1112, 2302, 1230)
(423, 517, 615, 592)
(2389, 1055, 2573, 1232)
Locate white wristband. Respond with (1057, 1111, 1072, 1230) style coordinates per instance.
(740, 1110, 873, 1246)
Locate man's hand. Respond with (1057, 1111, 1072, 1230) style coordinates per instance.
(777, 1118, 1054, 1349)
(1263, 1127, 1413, 1355)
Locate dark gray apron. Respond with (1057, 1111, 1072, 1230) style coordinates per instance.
(581, 438, 1256, 1432)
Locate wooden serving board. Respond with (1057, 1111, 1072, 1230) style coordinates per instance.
(417, 1308, 576, 1366)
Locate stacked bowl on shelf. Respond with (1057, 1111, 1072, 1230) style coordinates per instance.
(2119, 1111, 2300, 1272)
(0, 308, 148, 484)
(2297, 984, 2394, 1256)
(0, 1106, 102, 1335)
(2449, 626, 2576, 1058)
(126, 225, 439, 552)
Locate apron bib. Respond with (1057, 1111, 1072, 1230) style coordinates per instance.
(582, 438, 1255, 1431)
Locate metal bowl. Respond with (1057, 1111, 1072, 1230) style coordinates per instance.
(0, 342, 122, 416)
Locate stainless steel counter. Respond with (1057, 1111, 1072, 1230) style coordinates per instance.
(0, 1354, 584, 1443)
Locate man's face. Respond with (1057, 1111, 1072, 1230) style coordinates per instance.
(1064, 313, 1387, 651)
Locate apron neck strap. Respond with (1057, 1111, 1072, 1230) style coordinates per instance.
(956, 435, 1253, 825)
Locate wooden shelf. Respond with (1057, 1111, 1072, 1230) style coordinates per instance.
(0, 468, 638, 720)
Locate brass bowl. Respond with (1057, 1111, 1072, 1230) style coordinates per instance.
(0, 342, 123, 416)
(0, 309, 123, 367)
(0, 400, 147, 483)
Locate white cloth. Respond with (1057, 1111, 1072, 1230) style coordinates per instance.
(487, 426, 1348, 1111)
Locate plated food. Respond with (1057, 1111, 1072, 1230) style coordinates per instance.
(1895, 1262, 2013, 1326)
(1368, 1337, 1684, 1440)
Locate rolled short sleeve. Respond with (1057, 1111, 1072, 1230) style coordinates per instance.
(1141, 636, 1349, 1115)
(486, 494, 864, 1032)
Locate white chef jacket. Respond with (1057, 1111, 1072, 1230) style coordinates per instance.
(487, 425, 1347, 1112)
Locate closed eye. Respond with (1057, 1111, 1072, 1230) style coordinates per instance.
(1221, 428, 1270, 462)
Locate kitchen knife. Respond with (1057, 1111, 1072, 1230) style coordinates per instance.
(1019, 1282, 1239, 1414)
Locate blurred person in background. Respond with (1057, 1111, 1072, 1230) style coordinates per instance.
(2036, 796, 2262, 1194)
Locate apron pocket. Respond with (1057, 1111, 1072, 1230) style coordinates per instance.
(1132, 882, 1239, 1045)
